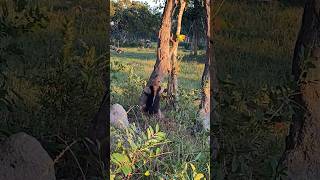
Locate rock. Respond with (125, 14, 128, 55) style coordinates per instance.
(198, 109, 210, 131)
(110, 103, 129, 129)
(0, 132, 55, 180)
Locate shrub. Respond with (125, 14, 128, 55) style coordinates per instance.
(110, 124, 170, 179)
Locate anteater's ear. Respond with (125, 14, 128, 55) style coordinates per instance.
(143, 87, 151, 94)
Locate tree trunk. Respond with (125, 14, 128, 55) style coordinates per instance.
(203, 0, 220, 168)
(283, 0, 320, 179)
(201, 0, 215, 114)
(139, 0, 176, 108)
(167, 0, 186, 108)
(191, 0, 201, 56)
(192, 20, 199, 56)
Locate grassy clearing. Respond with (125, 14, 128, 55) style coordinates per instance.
(216, 1, 302, 93)
(110, 1, 304, 179)
(110, 47, 210, 178)
(0, 0, 305, 179)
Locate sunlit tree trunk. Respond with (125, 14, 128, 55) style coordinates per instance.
(167, 0, 186, 108)
(139, 0, 175, 109)
(203, 0, 220, 167)
(201, 0, 215, 114)
(283, 0, 320, 178)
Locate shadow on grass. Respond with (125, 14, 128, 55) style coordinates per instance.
(111, 50, 156, 60)
(215, 42, 292, 92)
(181, 54, 206, 63)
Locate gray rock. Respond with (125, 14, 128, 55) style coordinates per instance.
(0, 132, 55, 180)
(110, 103, 129, 129)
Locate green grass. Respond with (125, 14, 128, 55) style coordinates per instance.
(110, 1, 304, 179)
(110, 47, 210, 178)
(0, 0, 306, 179)
(216, 1, 302, 93)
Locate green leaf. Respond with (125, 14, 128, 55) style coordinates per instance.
(156, 132, 166, 138)
(128, 139, 137, 150)
(111, 153, 130, 164)
(149, 126, 154, 135)
(121, 165, 132, 176)
(156, 147, 160, 155)
(194, 152, 202, 161)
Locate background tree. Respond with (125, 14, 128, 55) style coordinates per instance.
(187, 0, 204, 55)
(111, 1, 161, 45)
(282, 0, 320, 178)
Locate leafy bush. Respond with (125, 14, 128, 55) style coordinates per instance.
(213, 76, 295, 179)
(110, 124, 170, 179)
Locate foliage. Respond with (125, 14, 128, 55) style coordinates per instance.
(213, 75, 298, 179)
(111, 1, 161, 44)
(35, 17, 104, 137)
(110, 124, 171, 179)
(0, 0, 107, 178)
(0, 0, 48, 111)
(181, 0, 206, 40)
(210, 3, 303, 177)
(0, 0, 305, 179)
(111, 47, 210, 179)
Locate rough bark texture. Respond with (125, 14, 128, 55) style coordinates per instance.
(206, 0, 220, 168)
(201, 0, 213, 114)
(284, 0, 320, 179)
(167, 0, 186, 108)
(139, 0, 175, 108)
